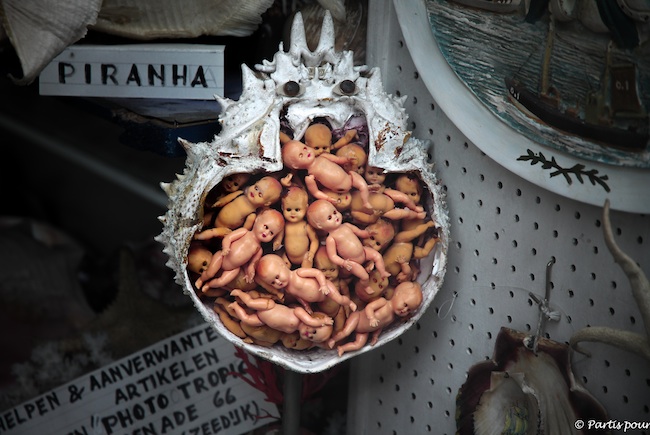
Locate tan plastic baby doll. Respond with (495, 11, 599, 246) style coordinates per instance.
(203, 173, 251, 227)
(307, 200, 390, 294)
(383, 220, 438, 283)
(276, 186, 319, 268)
(354, 269, 390, 304)
(255, 254, 357, 315)
(195, 176, 282, 240)
(328, 281, 423, 356)
(349, 165, 426, 225)
(282, 140, 372, 210)
(229, 289, 334, 343)
(280, 123, 357, 156)
(195, 208, 284, 292)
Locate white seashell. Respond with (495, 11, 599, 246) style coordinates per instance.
(92, 0, 275, 39)
(0, 0, 102, 84)
(156, 11, 449, 373)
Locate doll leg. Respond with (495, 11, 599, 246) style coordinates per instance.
(325, 281, 357, 311)
(203, 268, 241, 292)
(230, 289, 276, 311)
(383, 208, 426, 221)
(228, 301, 265, 327)
(213, 300, 247, 338)
(363, 247, 391, 278)
(337, 332, 369, 356)
(196, 251, 224, 288)
(350, 171, 372, 209)
(414, 236, 438, 259)
(327, 311, 361, 349)
(194, 227, 232, 241)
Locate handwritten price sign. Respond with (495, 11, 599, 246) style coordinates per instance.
(0, 324, 277, 435)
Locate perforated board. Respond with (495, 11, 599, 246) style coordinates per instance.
(347, 2, 650, 434)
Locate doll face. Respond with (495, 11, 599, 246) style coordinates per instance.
(391, 283, 423, 317)
(396, 175, 422, 204)
(298, 322, 332, 343)
(282, 190, 308, 223)
(187, 246, 212, 274)
(314, 247, 339, 280)
(304, 124, 332, 156)
(362, 270, 389, 296)
(222, 173, 250, 193)
(308, 201, 341, 231)
(246, 177, 282, 207)
(364, 165, 386, 185)
(253, 211, 284, 243)
(282, 140, 316, 169)
(363, 221, 394, 252)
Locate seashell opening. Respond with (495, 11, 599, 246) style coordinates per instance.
(156, 12, 449, 373)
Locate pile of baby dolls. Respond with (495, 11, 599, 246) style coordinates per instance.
(186, 120, 439, 357)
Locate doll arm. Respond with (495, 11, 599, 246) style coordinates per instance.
(319, 152, 351, 166)
(194, 227, 232, 240)
(279, 131, 293, 144)
(394, 221, 435, 243)
(294, 307, 333, 327)
(243, 213, 256, 230)
(364, 298, 388, 328)
(221, 227, 249, 255)
(325, 235, 348, 270)
(382, 188, 423, 212)
(273, 227, 285, 251)
(295, 268, 329, 293)
(304, 225, 320, 267)
(211, 191, 243, 208)
(413, 235, 438, 259)
(245, 248, 263, 282)
(331, 129, 358, 151)
(344, 222, 370, 239)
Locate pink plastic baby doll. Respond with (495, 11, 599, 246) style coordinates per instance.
(195, 176, 282, 240)
(275, 186, 319, 268)
(328, 281, 423, 356)
(195, 208, 284, 292)
(279, 123, 357, 155)
(282, 140, 373, 210)
(229, 289, 334, 343)
(361, 219, 395, 253)
(255, 254, 357, 315)
(306, 199, 390, 294)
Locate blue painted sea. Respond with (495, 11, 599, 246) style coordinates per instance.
(427, 0, 650, 168)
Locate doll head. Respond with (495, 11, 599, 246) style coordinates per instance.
(245, 176, 283, 207)
(391, 281, 423, 317)
(253, 209, 285, 244)
(307, 200, 342, 232)
(395, 173, 423, 205)
(298, 312, 333, 343)
(304, 123, 332, 156)
(281, 331, 313, 350)
(314, 246, 339, 280)
(256, 254, 291, 289)
(282, 140, 317, 170)
(363, 219, 395, 252)
(282, 186, 309, 223)
(222, 173, 251, 193)
(187, 243, 212, 274)
(336, 143, 367, 174)
(364, 165, 387, 186)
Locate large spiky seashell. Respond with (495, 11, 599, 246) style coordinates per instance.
(93, 0, 274, 39)
(0, 0, 102, 84)
(457, 328, 609, 435)
(156, 11, 449, 373)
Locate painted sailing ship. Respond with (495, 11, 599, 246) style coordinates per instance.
(505, 15, 649, 151)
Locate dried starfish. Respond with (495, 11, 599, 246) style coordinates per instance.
(570, 200, 650, 361)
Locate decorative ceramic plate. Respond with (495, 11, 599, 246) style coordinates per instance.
(394, 0, 650, 213)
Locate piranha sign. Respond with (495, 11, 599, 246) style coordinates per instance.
(39, 44, 225, 100)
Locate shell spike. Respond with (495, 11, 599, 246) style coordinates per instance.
(160, 182, 172, 195)
(214, 94, 233, 111)
(315, 11, 336, 57)
(288, 12, 308, 61)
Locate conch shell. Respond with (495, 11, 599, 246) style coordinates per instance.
(456, 327, 609, 435)
(156, 11, 449, 373)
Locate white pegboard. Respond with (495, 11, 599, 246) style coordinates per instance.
(347, 1, 650, 434)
